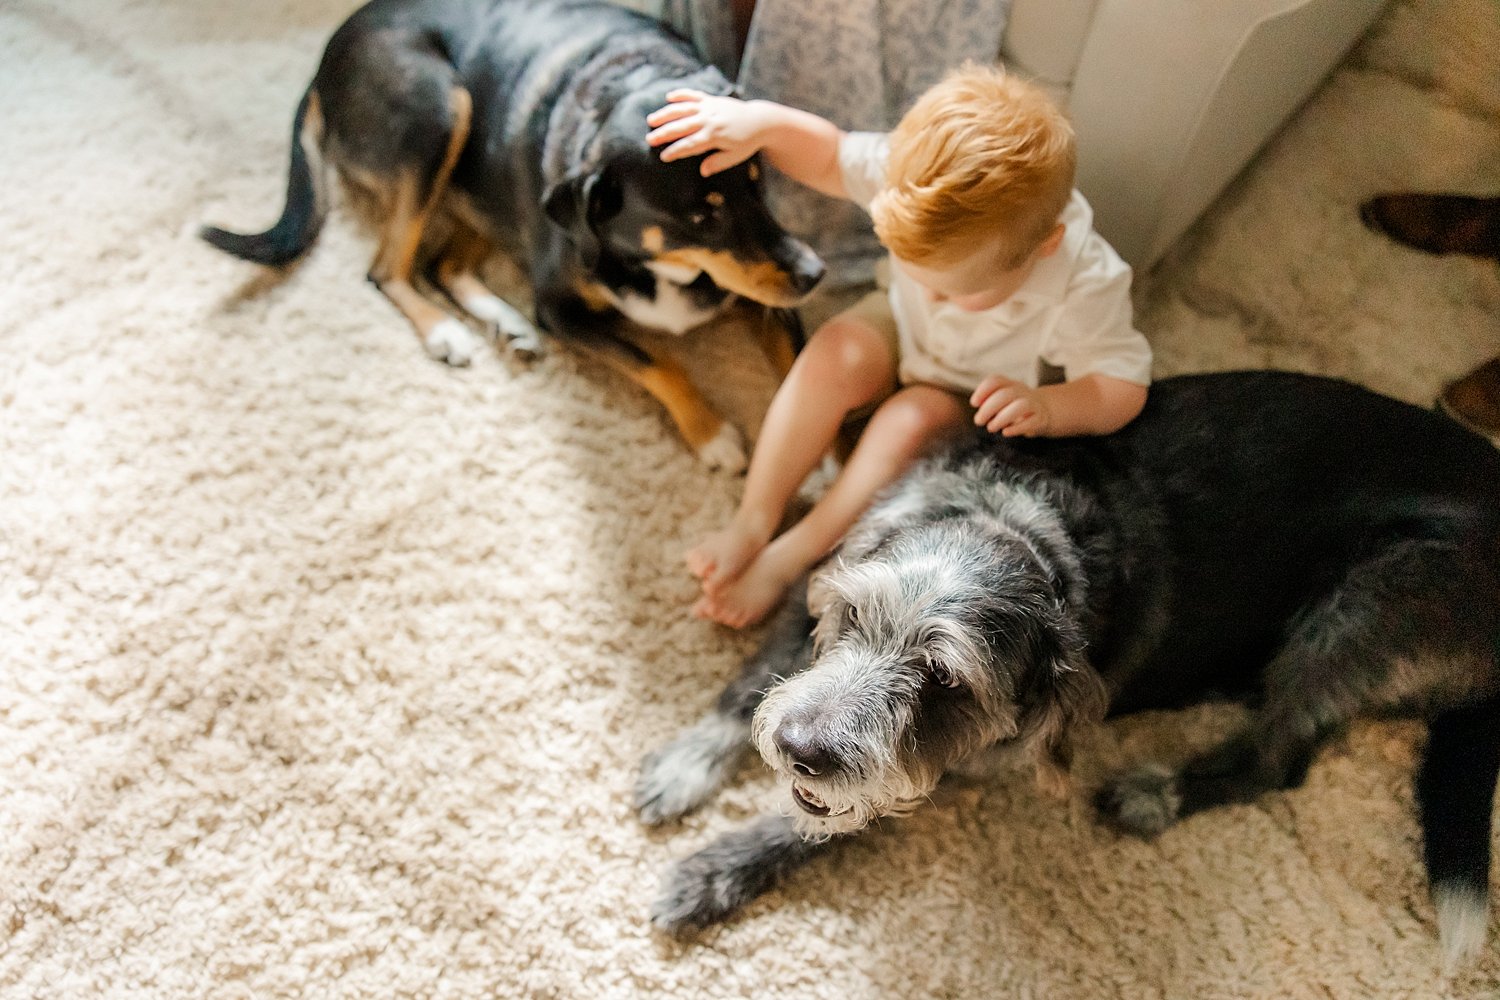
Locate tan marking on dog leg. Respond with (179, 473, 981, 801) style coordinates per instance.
(304, 89, 323, 133)
(625, 357, 724, 450)
(596, 349, 743, 468)
(572, 279, 616, 313)
(298, 90, 328, 215)
(368, 87, 477, 362)
(434, 222, 499, 315)
(751, 312, 798, 381)
(434, 221, 542, 360)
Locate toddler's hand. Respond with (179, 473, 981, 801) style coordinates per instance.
(646, 90, 767, 176)
(971, 375, 1052, 437)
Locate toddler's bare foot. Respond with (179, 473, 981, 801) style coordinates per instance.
(685, 521, 769, 590)
(690, 543, 803, 628)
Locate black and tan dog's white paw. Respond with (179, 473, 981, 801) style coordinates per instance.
(499, 327, 545, 364)
(696, 423, 747, 474)
(465, 293, 545, 364)
(422, 318, 484, 367)
(1095, 764, 1181, 837)
(634, 716, 748, 825)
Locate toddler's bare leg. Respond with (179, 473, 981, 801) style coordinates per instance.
(696, 385, 970, 627)
(686, 315, 896, 588)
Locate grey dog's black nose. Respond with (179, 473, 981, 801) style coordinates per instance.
(774, 720, 842, 777)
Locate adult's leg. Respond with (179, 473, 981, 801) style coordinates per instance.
(1359, 191, 1500, 440)
(1359, 192, 1500, 260)
(1439, 357, 1500, 442)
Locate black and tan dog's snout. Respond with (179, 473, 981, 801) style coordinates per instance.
(783, 246, 827, 298)
(659, 242, 824, 307)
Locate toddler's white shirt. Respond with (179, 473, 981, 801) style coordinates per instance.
(839, 131, 1152, 392)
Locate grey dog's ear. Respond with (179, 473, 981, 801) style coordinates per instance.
(542, 166, 622, 269)
(1014, 614, 1108, 797)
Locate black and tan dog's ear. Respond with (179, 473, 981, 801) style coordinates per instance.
(1016, 615, 1108, 798)
(542, 167, 621, 268)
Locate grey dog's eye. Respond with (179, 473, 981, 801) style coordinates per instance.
(845, 604, 859, 627)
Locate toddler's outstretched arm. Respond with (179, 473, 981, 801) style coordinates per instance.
(646, 92, 846, 197)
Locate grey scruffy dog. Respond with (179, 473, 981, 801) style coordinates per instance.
(637, 370, 1500, 970)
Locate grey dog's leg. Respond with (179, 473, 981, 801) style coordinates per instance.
(1100, 540, 1496, 836)
(652, 814, 830, 933)
(636, 583, 815, 824)
(634, 711, 753, 826)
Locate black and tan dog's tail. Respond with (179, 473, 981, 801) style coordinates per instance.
(1417, 685, 1500, 972)
(201, 89, 326, 266)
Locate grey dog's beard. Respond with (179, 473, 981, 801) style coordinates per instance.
(751, 712, 941, 840)
(784, 778, 930, 840)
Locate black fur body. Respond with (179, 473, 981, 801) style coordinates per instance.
(639, 371, 1500, 968)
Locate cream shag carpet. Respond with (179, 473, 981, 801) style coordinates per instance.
(3, 0, 1499, 996)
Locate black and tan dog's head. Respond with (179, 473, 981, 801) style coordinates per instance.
(542, 81, 825, 307)
(752, 511, 1108, 839)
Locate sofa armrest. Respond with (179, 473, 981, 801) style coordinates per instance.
(1062, 0, 1387, 267)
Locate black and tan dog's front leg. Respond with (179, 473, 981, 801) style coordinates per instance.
(631, 353, 748, 473)
(750, 307, 804, 382)
(432, 220, 544, 363)
(541, 292, 748, 471)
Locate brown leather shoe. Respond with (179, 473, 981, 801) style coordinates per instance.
(1359, 193, 1500, 261)
(1439, 357, 1500, 441)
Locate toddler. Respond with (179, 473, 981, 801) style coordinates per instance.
(646, 65, 1152, 626)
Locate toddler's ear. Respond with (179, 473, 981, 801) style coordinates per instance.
(1038, 223, 1066, 258)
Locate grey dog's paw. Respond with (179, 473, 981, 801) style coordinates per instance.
(650, 852, 751, 934)
(634, 717, 746, 825)
(650, 816, 817, 935)
(633, 750, 718, 827)
(501, 331, 544, 364)
(1095, 764, 1182, 838)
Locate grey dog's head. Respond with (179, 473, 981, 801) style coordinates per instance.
(752, 517, 1107, 839)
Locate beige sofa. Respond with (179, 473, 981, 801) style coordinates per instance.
(1005, 0, 1391, 267)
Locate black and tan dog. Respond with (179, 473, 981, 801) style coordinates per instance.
(202, 0, 824, 470)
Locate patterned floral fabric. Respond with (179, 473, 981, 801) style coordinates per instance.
(609, 0, 1013, 290)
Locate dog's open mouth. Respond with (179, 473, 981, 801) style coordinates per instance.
(791, 782, 830, 816)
